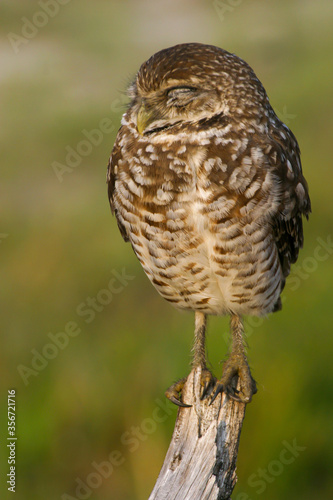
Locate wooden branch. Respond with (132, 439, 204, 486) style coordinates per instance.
(149, 366, 246, 500)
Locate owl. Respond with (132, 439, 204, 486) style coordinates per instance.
(107, 43, 310, 406)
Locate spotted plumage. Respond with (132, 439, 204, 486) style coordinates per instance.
(107, 43, 310, 405)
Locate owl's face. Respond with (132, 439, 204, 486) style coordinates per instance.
(126, 43, 269, 136)
(129, 79, 224, 135)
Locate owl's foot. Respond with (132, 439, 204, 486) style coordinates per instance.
(211, 351, 257, 404)
(165, 377, 191, 407)
(199, 367, 217, 400)
(165, 368, 216, 407)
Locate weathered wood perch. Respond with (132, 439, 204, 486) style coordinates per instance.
(149, 366, 246, 500)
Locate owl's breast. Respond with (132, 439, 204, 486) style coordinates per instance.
(113, 130, 282, 316)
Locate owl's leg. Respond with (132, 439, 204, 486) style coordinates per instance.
(211, 314, 257, 404)
(191, 311, 216, 397)
(165, 312, 215, 407)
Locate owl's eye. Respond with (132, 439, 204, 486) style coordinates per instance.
(166, 86, 198, 101)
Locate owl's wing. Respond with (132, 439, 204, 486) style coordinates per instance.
(107, 127, 129, 242)
(204, 120, 310, 289)
(269, 123, 311, 281)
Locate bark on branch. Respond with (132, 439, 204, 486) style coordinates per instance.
(149, 366, 246, 500)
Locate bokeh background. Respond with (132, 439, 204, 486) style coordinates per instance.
(1, 1, 333, 499)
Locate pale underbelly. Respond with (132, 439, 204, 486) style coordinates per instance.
(131, 228, 282, 317)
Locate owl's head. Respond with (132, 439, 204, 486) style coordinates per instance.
(127, 43, 269, 136)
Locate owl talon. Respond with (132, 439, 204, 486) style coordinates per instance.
(210, 348, 258, 404)
(225, 386, 244, 403)
(209, 383, 224, 405)
(200, 369, 216, 400)
(165, 368, 216, 407)
(168, 395, 192, 408)
(165, 377, 192, 408)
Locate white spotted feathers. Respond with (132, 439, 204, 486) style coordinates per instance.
(107, 43, 310, 317)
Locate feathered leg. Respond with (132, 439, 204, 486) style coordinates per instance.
(165, 312, 215, 407)
(211, 314, 257, 404)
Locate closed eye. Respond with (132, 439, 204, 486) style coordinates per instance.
(166, 86, 198, 101)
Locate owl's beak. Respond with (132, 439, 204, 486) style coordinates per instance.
(137, 103, 158, 135)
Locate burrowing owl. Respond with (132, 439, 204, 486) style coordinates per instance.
(107, 43, 310, 405)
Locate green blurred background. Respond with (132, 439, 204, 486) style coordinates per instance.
(1, 1, 332, 499)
